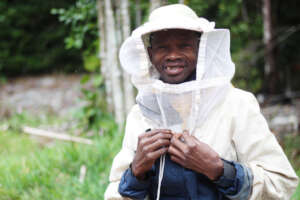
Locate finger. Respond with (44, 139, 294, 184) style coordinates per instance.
(146, 138, 171, 152)
(143, 129, 172, 138)
(172, 133, 182, 139)
(170, 155, 186, 167)
(181, 134, 201, 158)
(174, 130, 188, 143)
(148, 147, 168, 160)
(170, 137, 188, 153)
(139, 131, 172, 147)
(143, 132, 172, 146)
(191, 135, 204, 146)
(168, 145, 185, 160)
(181, 132, 196, 146)
(153, 131, 173, 140)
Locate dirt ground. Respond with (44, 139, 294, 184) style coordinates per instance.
(0, 74, 86, 118)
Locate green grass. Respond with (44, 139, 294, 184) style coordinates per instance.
(0, 126, 123, 200)
(291, 170, 300, 200)
(0, 112, 299, 199)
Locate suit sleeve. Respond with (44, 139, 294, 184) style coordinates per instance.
(231, 92, 298, 200)
(214, 159, 253, 200)
(118, 166, 151, 199)
(104, 105, 149, 200)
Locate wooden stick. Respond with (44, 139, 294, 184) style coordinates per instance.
(79, 165, 87, 183)
(22, 126, 93, 145)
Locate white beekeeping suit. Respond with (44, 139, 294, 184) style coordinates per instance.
(105, 4, 298, 200)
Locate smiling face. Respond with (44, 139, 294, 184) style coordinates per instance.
(147, 29, 200, 84)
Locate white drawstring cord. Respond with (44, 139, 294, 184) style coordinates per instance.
(155, 92, 167, 200)
(156, 154, 166, 200)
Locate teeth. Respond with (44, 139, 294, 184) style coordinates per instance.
(165, 66, 183, 70)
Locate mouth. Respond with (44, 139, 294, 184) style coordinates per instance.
(163, 65, 185, 76)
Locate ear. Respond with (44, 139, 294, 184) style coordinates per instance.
(147, 47, 153, 62)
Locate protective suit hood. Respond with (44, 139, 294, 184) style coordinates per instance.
(119, 4, 235, 133)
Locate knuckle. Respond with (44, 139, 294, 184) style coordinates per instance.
(183, 148, 190, 155)
(212, 154, 219, 161)
(138, 135, 143, 141)
(139, 140, 145, 146)
(158, 139, 164, 145)
(142, 146, 148, 153)
(160, 132, 165, 137)
(145, 154, 150, 160)
(170, 155, 175, 161)
(170, 137, 176, 144)
(190, 143, 197, 150)
(145, 154, 152, 160)
(157, 132, 162, 138)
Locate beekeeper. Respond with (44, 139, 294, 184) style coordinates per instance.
(104, 4, 298, 200)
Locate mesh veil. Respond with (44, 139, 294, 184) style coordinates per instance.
(120, 29, 235, 133)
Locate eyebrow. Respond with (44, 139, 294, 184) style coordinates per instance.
(148, 32, 202, 48)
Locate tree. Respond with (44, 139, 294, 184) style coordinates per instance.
(102, 0, 125, 125)
(97, 0, 113, 112)
(95, 0, 137, 126)
(150, 0, 163, 11)
(262, 0, 276, 94)
(135, 0, 142, 26)
(121, 0, 135, 113)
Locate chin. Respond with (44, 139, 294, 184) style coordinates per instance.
(163, 76, 186, 84)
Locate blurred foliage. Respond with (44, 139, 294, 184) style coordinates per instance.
(184, 0, 265, 93)
(0, 0, 299, 93)
(176, 0, 263, 93)
(0, 75, 7, 86)
(283, 134, 300, 200)
(171, 0, 300, 93)
(291, 170, 300, 200)
(51, 0, 99, 74)
(0, 0, 85, 76)
(51, 0, 98, 51)
(72, 73, 117, 135)
(274, 0, 300, 93)
(283, 134, 300, 170)
(51, 0, 109, 134)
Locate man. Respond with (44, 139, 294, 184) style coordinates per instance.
(105, 4, 298, 200)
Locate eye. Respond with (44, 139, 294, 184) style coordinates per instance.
(154, 45, 168, 52)
(157, 45, 167, 50)
(180, 44, 192, 49)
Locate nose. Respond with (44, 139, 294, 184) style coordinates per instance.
(165, 47, 183, 62)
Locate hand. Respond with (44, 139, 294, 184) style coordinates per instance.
(168, 130, 224, 181)
(131, 129, 172, 180)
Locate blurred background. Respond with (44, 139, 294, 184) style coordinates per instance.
(0, 0, 299, 199)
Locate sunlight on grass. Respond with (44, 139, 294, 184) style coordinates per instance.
(0, 112, 299, 199)
(291, 170, 300, 200)
(0, 127, 123, 199)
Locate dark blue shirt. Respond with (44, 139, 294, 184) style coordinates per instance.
(119, 154, 253, 200)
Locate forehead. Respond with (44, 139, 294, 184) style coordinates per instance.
(151, 29, 199, 44)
